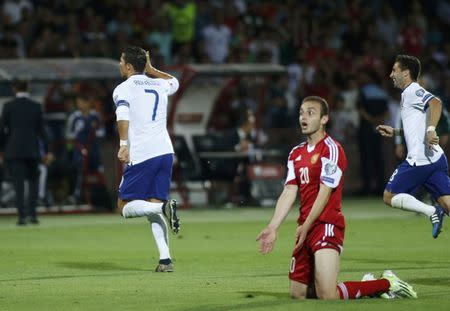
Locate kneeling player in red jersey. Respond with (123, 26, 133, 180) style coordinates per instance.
(257, 96, 417, 300)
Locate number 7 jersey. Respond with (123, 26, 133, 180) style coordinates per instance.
(113, 74, 179, 164)
(285, 135, 347, 229)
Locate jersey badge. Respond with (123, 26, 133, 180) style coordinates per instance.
(311, 153, 319, 164)
(325, 162, 337, 175)
(295, 155, 302, 161)
(415, 89, 425, 97)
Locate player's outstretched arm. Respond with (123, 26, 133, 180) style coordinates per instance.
(145, 51, 175, 80)
(375, 124, 398, 137)
(257, 185, 298, 254)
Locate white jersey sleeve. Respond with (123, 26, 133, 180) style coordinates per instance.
(407, 86, 436, 111)
(165, 77, 179, 96)
(113, 83, 131, 121)
(320, 137, 343, 188)
(285, 158, 296, 185)
(320, 157, 342, 188)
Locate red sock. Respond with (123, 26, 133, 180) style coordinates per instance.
(337, 280, 390, 299)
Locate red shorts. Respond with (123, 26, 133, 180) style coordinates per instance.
(288, 222, 344, 285)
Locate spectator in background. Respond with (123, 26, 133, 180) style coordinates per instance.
(375, 3, 399, 47)
(230, 85, 257, 127)
(201, 9, 232, 64)
(66, 94, 105, 203)
(398, 14, 425, 56)
(0, 80, 50, 225)
(147, 18, 173, 66)
(357, 71, 390, 195)
(340, 76, 360, 130)
(265, 96, 290, 128)
(229, 112, 266, 205)
(1, 0, 33, 25)
(163, 0, 196, 55)
(330, 95, 356, 143)
(37, 136, 55, 207)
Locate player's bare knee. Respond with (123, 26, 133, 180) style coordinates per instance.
(289, 282, 307, 299)
(117, 199, 127, 214)
(316, 287, 338, 300)
(290, 290, 306, 300)
(383, 191, 394, 206)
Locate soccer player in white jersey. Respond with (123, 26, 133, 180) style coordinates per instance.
(113, 46, 180, 272)
(376, 54, 449, 238)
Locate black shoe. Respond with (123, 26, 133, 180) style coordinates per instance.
(155, 263, 174, 272)
(162, 199, 180, 234)
(17, 219, 27, 226)
(30, 218, 39, 225)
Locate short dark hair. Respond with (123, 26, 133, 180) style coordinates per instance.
(395, 54, 421, 81)
(75, 93, 90, 102)
(302, 96, 329, 117)
(11, 79, 29, 92)
(123, 46, 146, 73)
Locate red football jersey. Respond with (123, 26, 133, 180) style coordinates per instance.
(285, 134, 347, 229)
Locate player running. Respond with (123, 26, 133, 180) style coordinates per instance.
(376, 55, 449, 238)
(113, 46, 180, 272)
(257, 96, 416, 300)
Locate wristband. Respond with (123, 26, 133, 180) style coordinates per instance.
(120, 140, 128, 146)
(426, 126, 436, 132)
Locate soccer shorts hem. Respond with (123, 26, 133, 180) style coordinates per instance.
(289, 222, 344, 285)
(118, 154, 173, 201)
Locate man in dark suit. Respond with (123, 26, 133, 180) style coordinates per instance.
(0, 80, 49, 225)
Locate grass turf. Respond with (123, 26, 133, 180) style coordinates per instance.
(0, 197, 449, 311)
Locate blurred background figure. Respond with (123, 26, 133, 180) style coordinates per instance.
(357, 71, 390, 195)
(229, 111, 267, 205)
(0, 79, 50, 225)
(66, 94, 105, 204)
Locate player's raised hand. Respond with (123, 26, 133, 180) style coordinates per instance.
(294, 225, 307, 251)
(145, 51, 153, 70)
(256, 226, 277, 254)
(376, 125, 394, 137)
(118, 145, 130, 163)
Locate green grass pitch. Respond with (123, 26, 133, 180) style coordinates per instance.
(0, 197, 449, 311)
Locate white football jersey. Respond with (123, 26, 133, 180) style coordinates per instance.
(113, 74, 179, 164)
(400, 82, 443, 166)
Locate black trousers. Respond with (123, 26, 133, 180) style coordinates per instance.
(6, 159, 40, 220)
(358, 125, 385, 194)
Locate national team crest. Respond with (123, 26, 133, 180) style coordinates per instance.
(311, 154, 319, 164)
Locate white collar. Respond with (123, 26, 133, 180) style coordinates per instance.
(307, 144, 315, 153)
(16, 92, 30, 98)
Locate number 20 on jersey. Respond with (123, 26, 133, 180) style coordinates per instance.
(299, 167, 309, 184)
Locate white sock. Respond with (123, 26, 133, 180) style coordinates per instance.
(391, 193, 435, 217)
(148, 214, 171, 260)
(122, 200, 163, 218)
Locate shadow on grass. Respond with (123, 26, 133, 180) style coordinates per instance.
(0, 272, 143, 283)
(344, 257, 450, 266)
(407, 277, 450, 287)
(55, 261, 148, 272)
(0, 262, 149, 283)
(183, 294, 297, 311)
